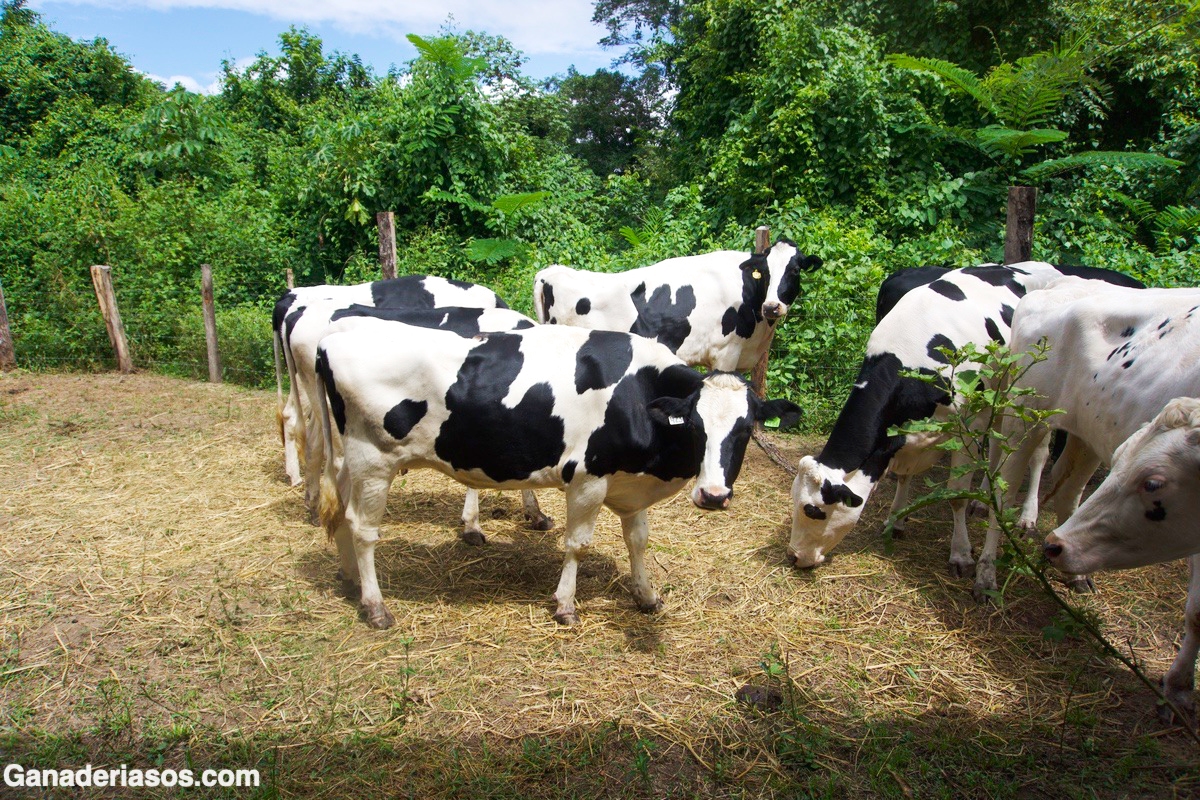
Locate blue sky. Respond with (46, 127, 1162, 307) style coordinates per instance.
(29, 0, 627, 93)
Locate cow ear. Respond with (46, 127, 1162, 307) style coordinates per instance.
(648, 396, 695, 428)
(800, 254, 823, 271)
(757, 399, 802, 429)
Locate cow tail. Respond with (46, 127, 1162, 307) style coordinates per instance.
(272, 326, 286, 444)
(314, 355, 345, 541)
(282, 330, 307, 469)
(533, 277, 548, 324)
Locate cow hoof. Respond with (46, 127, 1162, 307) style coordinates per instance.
(967, 500, 988, 518)
(884, 522, 906, 538)
(363, 603, 395, 630)
(460, 529, 487, 547)
(1066, 575, 1097, 594)
(526, 514, 554, 532)
(636, 597, 664, 614)
(948, 559, 976, 579)
(1157, 680, 1197, 726)
(307, 508, 321, 527)
(553, 610, 579, 626)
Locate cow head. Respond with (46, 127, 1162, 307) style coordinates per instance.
(1044, 397, 1200, 575)
(788, 455, 872, 567)
(649, 372, 800, 510)
(755, 240, 823, 322)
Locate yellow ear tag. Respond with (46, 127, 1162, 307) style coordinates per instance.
(752, 270, 762, 279)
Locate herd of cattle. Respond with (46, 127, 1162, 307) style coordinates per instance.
(271, 241, 1199, 723)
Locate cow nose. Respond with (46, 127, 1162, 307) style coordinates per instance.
(1043, 536, 1064, 561)
(763, 303, 784, 320)
(696, 488, 731, 510)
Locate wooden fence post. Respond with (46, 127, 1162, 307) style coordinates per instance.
(750, 225, 772, 398)
(1004, 186, 1038, 264)
(377, 211, 397, 280)
(89, 265, 133, 374)
(286, 268, 295, 290)
(0, 275, 15, 371)
(201, 263, 222, 383)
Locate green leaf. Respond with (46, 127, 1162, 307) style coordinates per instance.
(1020, 151, 1183, 181)
(466, 238, 520, 265)
(492, 191, 550, 214)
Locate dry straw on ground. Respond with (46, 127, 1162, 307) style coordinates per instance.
(0, 372, 1196, 798)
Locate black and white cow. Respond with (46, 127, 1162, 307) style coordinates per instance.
(874, 266, 953, 323)
(788, 262, 1145, 594)
(533, 240, 822, 371)
(314, 324, 801, 628)
(272, 275, 507, 486)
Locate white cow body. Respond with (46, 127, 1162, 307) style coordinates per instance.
(987, 279, 1200, 720)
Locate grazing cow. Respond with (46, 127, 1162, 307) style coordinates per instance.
(788, 262, 1144, 591)
(959, 282, 1198, 720)
(533, 239, 822, 371)
(293, 304, 551, 539)
(314, 324, 800, 628)
(875, 266, 952, 323)
(272, 275, 507, 485)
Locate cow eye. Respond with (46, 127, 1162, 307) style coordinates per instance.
(1142, 478, 1165, 493)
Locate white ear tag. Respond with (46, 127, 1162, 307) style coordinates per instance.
(751, 270, 762, 279)
(669, 416, 686, 426)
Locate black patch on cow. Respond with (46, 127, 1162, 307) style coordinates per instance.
(960, 266, 1027, 297)
(584, 364, 707, 482)
(576, 297, 591, 315)
(803, 503, 827, 520)
(817, 353, 949, 482)
(331, 305, 489, 337)
(629, 283, 697, 352)
(370, 275, 438, 308)
(875, 266, 952, 323)
(1158, 319, 1170, 330)
(984, 317, 1004, 344)
(1123, 359, 1135, 369)
(273, 290, 298, 334)
(283, 304, 307, 344)
(314, 350, 347, 435)
(1107, 346, 1120, 361)
(1146, 502, 1166, 522)
(721, 256, 769, 338)
(999, 304, 1015, 328)
(562, 461, 577, 483)
(820, 479, 863, 508)
(434, 334, 566, 481)
(515, 319, 535, 330)
(773, 246, 821, 307)
(541, 283, 556, 316)
(383, 399, 427, 441)
(1055, 263, 1145, 289)
(575, 330, 634, 393)
(928, 279, 968, 302)
(1120, 326, 1136, 338)
(926, 333, 956, 365)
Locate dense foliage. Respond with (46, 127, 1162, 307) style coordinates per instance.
(0, 0, 1196, 425)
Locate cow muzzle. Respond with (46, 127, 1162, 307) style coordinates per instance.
(1042, 534, 1065, 562)
(693, 487, 732, 510)
(762, 302, 786, 321)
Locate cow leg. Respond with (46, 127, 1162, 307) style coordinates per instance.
(522, 490, 554, 531)
(552, 479, 606, 625)
(333, 523, 359, 590)
(460, 489, 486, 546)
(884, 473, 913, 535)
(620, 509, 662, 614)
(947, 447, 976, 579)
(1043, 435, 1103, 593)
(275, 333, 304, 486)
(342, 466, 397, 630)
(974, 422, 1045, 601)
(302, 405, 325, 524)
(1160, 555, 1200, 725)
(1017, 434, 1051, 532)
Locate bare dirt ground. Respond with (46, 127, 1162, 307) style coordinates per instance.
(1, 371, 1197, 798)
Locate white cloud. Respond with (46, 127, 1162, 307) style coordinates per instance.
(143, 71, 223, 94)
(42, 0, 608, 57)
